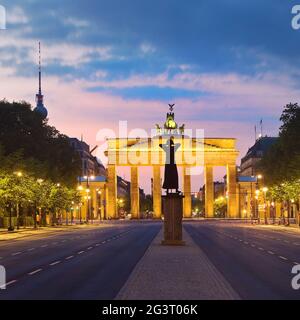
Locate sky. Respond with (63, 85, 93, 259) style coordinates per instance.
(1, 1, 300, 193)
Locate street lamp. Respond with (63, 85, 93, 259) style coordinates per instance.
(84, 175, 95, 223)
(35, 178, 44, 229)
(254, 189, 260, 222)
(14, 171, 24, 230)
(262, 187, 268, 224)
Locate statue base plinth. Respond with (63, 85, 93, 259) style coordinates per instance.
(161, 194, 185, 246)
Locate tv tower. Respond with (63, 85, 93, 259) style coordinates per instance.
(33, 42, 48, 119)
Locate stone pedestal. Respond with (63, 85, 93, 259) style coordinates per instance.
(161, 194, 185, 246)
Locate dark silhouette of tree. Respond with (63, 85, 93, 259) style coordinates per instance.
(259, 103, 300, 185)
(0, 100, 81, 186)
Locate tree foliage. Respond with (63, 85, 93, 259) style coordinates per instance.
(0, 100, 81, 186)
(259, 103, 300, 186)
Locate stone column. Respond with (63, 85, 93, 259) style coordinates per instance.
(99, 188, 105, 220)
(227, 164, 238, 218)
(92, 188, 98, 220)
(105, 185, 108, 220)
(205, 165, 214, 218)
(183, 167, 192, 218)
(275, 202, 281, 220)
(153, 166, 162, 219)
(246, 189, 251, 219)
(131, 166, 140, 219)
(107, 165, 117, 219)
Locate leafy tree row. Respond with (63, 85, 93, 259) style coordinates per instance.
(259, 103, 300, 201)
(0, 171, 81, 227)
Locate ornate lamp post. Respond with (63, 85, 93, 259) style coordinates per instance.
(84, 175, 95, 223)
(262, 187, 268, 225)
(255, 189, 260, 223)
(14, 171, 23, 230)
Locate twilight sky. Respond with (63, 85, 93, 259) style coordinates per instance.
(1, 1, 300, 193)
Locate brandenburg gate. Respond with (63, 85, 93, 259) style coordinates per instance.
(104, 106, 239, 219)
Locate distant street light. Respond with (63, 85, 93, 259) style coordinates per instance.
(84, 175, 95, 223)
(14, 171, 24, 230)
(262, 187, 268, 224)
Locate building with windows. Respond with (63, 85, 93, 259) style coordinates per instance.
(69, 138, 106, 177)
(240, 136, 278, 176)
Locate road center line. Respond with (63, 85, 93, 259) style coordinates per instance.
(279, 256, 288, 261)
(28, 269, 42, 275)
(5, 280, 17, 286)
(12, 252, 22, 256)
(50, 261, 61, 266)
(268, 251, 275, 255)
(77, 251, 85, 255)
(27, 248, 35, 251)
(65, 256, 74, 260)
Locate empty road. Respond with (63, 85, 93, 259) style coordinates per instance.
(0, 222, 160, 300)
(185, 221, 300, 300)
(0, 221, 299, 300)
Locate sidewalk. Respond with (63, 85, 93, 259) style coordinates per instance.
(0, 224, 99, 241)
(116, 229, 239, 300)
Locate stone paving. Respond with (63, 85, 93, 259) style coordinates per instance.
(116, 228, 240, 300)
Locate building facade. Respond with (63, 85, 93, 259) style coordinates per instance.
(69, 138, 106, 177)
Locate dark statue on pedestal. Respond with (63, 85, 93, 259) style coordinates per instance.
(159, 138, 181, 194)
(159, 104, 185, 246)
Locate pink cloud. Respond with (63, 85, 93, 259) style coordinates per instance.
(0, 63, 293, 194)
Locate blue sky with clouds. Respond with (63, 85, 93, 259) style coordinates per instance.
(1, 0, 300, 190)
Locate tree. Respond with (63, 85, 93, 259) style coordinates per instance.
(0, 100, 81, 186)
(0, 172, 35, 228)
(259, 103, 300, 185)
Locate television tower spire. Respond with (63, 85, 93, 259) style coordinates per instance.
(34, 41, 48, 119)
(39, 41, 42, 95)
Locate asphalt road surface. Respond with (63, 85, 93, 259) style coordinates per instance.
(1, 221, 300, 300)
(0, 222, 161, 300)
(185, 221, 300, 300)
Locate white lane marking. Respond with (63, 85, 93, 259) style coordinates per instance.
(101, 241, 106, 244)
(294, 262, 300, 265)
(77, 251, 85, 255)
(41, 244, 48, 248)
(284, 240, 290, 243)
(50, 261, 61, 266)
(268, 251, 275, 255)
(87, 247, 93, 250)
(12, 252, 22, 256)
(52, 242, 58, 245)
(28, 269, 42, 275)
(279, 256, 288, 261)
(251, 244, 256, 247)
(95, 244, 100, 247)
(5, 280, 17, 286)
(27, 248, 35, 251)
(258, 247, 265, 251)
(294, 243, 300, 246)
(244, 241, 249, 245)
(65, 256, 74, 260)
